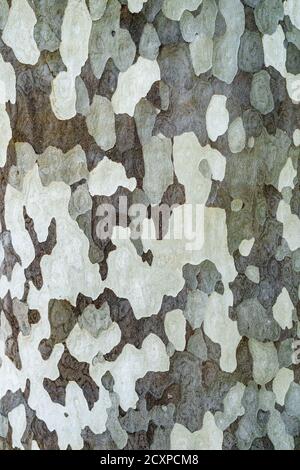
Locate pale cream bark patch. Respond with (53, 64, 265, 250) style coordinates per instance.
(170, 412, 223, 450)
(284, 0, 300, 29)
(212, 0, 245, 84)
(0, 264, 26, 300)
(273, 368, 294, 406)
(273, 287, 294, 330)
(50, 0, 92, 120)
(8, 405, 26, 450)
(267, 409, 294, 450)
(60, 0, 92, 76)
(86, 95, 116, 151)
(277, 200, 300, 251)
(2, 0, 39, 65)
(286, 73, 300, 104)
(128, 0, 148, 13)
(249, 339, 279, 386)
(215, 383, 245, 430)
(203, 290, 241, 373)
(263, 25, 287, 78)
(190, 35, 213, 75)
(50, 70, 78, 121)
(239, 238, 255, 257)
(228, 117, 246, 154)
(91, 334, 169, 411)
(0, 54, 15, 167)
(206, 95, 229, 142)
(164, 309, 186, 352)
(173, 132, 226, 205)
(245, 265, 260, 284)
(0, 54, 16, 104)
(66, 322, 121, 364)
(278, 158, 297, 192)
(112, 57, 161, 116)
(104, 225, 187, 319)
(88, 157, 136, 196)
(31, 441, 40, 450)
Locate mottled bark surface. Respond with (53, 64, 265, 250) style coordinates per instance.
(0, 0, 300, 451)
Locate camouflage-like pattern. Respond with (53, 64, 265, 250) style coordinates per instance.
(0, 0, 300, 451)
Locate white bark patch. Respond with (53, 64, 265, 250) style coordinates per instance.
(91, 334, 169, 411)
(50, 0, 92, 120)
(86, 96, 116, 151)
(293, 129, 300, 146)
(164, 309, 186, 352)
(190, 34, 213, 75)
(8, 405, 26, 450)
(173, 132, 226, 205)
(249, 339, 279, 386)
(206, 95, 229, 142)
(2, 0, 39, 65)
(112, 57, 161, 116)
(60, 0, 92, 76)
(286, 73, 300, 104)
(212, 0, 245, 84)
(228, 117, 246, 154)
(263, 25, 287, 78)
(273, 287, 294, 330)
(171, 412, 223, 450)
(50, 71, 77, 121)
(273, 368, 294, 406)
(0, 54, 16, 104)
(88, 157, 136, 197)
(163, 0, 203, 21)
(67, 322, 121, 364)
(128, 0, 148, 13)
(203, 290, 241, 373)
(245, 265, 260, 284)
(239, 238, 255, 257)
(278, 158, 297, 192)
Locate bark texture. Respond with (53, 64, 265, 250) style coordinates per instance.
(0, 0, 300, 451)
